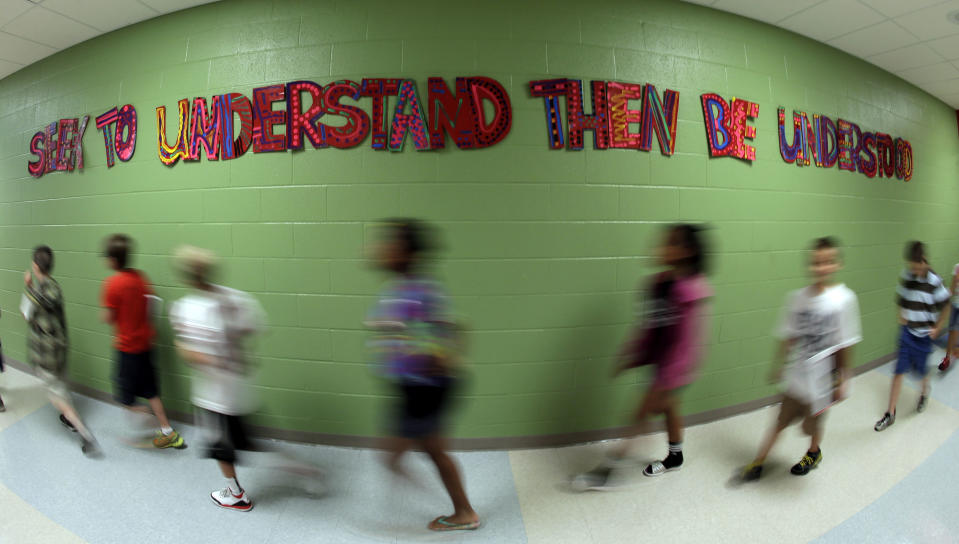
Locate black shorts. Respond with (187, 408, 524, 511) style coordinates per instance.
(396, 377, 455, 439)
(113, 349, 159, 406)
(199, 409, 253, 464)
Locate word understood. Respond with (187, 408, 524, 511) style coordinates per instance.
(155, 77, 512, 165)
(779, 108, 913, 181)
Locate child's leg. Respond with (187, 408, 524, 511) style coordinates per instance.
(383, 435, 413, 475)
(888, 374, 904, 414)
(664, 393, 683, 444)
(949, 330, 958, 358)
(421, 434, 478, 527)
(753, 399, 796, 464)
(146, 396, 172, 429)
(610, 387, 662, 459)
(921, 374, 931, 397)
(50, 394, 94, 443)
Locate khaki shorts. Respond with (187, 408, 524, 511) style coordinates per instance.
(35, 366, 70, 402)
(777, 395, 824, 436)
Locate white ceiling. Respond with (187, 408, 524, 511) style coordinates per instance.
(2, 1, 959, 109)
(684, 0, 959, 108)
(0, 0, 217, 81)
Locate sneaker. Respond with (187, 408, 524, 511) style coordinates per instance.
(60, 414, 77, 432)
(81, 437, 103, 458)
(874, 412, 895, 431)
(939, 356, 952, 372)
(211, 487, 253, 511)
(790, 451, 822, 475)
(571, 466, 616, 492)
(741, 461, 763, 482)
(152, 429, 186, 449)
(918, 395, 928, 413)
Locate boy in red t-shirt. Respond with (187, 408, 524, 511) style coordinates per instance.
(102, 234, 184, 449)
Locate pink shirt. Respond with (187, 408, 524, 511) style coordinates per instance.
(624, 273, 712, 390)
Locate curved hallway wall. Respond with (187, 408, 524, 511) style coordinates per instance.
(0, 0, 956, 441)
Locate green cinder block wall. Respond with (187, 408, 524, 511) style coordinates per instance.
(0, 0, 956, 439)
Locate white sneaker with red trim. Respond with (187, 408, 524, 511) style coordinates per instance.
(211, 487, 253, 512)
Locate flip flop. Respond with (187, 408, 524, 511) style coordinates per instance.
(428, 516, 481, 532)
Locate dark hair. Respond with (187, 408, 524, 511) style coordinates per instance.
(104, 234, 132, 269)
(670, 223, 709, 275)
(812, 236, 839, 251)
(33, 245, 54, 275)
(383, 218, 436, 272)
(905, 240, 926, 263)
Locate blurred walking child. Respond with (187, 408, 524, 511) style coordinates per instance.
(170, 246, 265, 511)
(936, 262, 959, 371)
(875, 241, 950, 431)
(366, 219, 480, 532)
(573, 224, 712, 490)
(741, 237, 861, 482)
(24, 245, 100, 456)
(101, 234, 183, 448)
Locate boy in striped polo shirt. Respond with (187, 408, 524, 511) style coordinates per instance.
(875, 241, 951, 431)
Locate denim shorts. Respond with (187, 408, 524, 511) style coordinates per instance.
(895, 327, 932, 376)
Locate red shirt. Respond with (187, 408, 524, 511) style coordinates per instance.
(102, 269, 154, 353)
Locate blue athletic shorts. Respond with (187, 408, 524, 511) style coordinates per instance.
(895, 327, 932, 376)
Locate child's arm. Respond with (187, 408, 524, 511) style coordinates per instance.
(768, 338, 793, 383)
(833, 346, 852, 401)
(174, 340, 219, 368)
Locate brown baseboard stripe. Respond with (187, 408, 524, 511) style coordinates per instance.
(2, 352, 896, 451)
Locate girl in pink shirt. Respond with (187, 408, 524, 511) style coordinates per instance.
(574, 224, 712, 490)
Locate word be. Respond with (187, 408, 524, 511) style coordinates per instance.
(27, 116, 89, 178)
(700, 94, 759, 161)
(155, 76, 513, 166)
(779, 108, 913, 181)
(529, 79, 679, 154)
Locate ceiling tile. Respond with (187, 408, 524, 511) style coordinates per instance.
(0, 30, 57, 64)
(1, 6, 99, 49)
(709, 0, 824, 25)
(915, 77, 959, 95)
(934, 91, 959, 107)
(859, 0, 948, 19)
(138, 0, 218, 15)
(828, 21, 918, 57)
(897, 61, 959, 83)
(0, 0, 33, 27)
(895, 0, 959, 40)
(0, 57, 24, 77)
(927, 33, 959, 60)
(778, 0, 886, 42)
(41, 0, 157, 33)
(868, 43, 945, 72)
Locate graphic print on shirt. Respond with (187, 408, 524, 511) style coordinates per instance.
(793, 309, 840, 364)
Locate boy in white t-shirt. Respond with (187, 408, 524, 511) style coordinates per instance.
(169, 246, 265, 511)
(742, 237, 862, 482)
(937, 263, 959, 372)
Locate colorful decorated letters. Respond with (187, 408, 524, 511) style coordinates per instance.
(780, 109, 912, 181)
(23, 75, 916, 184)
(700, 94, 758, 161)
(529, 78, 678, 155)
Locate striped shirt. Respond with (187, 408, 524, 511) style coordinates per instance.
(897, 269, 950, 337)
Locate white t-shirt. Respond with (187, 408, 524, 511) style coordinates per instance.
(952, 264, 959, 308)
(169, 285, 264, 416)
(776, 284, 862, 414)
